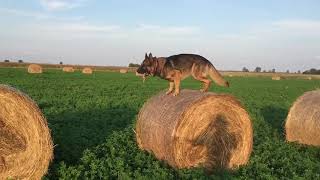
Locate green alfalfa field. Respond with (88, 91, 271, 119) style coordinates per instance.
(0, 68, 319, 179)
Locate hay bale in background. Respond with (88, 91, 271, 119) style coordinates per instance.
(27, 64, 43, 74)
(272, 76, 281, 80)
(120, 69, 128, 73)
(136, 90, 253, 170)
(0, 85, 53, 179)
(285, 90, 320, 146)
(82, 67, 93, 74)
(63, 67, 74, 72)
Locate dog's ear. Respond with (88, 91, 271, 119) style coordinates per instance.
(145, 53, 148, 59)
(149, 53, 153, 59)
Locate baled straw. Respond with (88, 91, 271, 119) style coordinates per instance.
(27, 64, 43, 74)
(136, 90, 253, 170)
(285, 90, 320, 146)
(62, 67, 74, 72)
(82, 67, 93, 74)
(272, 76, 281, 80)
(120, 69, 128, 73)
(0, 85, 53, 179)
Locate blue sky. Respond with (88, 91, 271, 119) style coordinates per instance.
(0, 0, 319, 71)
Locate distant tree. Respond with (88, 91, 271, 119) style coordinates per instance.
(242, 67, 249, 72)
(128, 63, 140, 67)
(254, 67, 262, 73)
(18, 60, 23, 63)
(286, 70, 290, 73)
(4, 60, 9, 62)
(297, 70, 301, 74)
(303, 68, 320, 75)
(272, 69, 276, 73)
(59, 61, 63, 65)
(263, 70, 266, 73)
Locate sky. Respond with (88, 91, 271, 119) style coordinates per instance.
(0, 0, 319, 71)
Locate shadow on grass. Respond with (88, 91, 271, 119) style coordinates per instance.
(47, 106, 137, 167)
(261, 106, 288, 137)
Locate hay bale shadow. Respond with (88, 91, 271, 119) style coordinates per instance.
(47, 106, 136, 165)
(261, 106, 288, 136)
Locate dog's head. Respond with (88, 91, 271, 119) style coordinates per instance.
(136, 53, 157, 76)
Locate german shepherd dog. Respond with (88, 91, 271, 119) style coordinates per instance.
(136, 53, 229, 96)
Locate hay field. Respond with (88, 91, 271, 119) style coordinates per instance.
(0, 68, 319, 179)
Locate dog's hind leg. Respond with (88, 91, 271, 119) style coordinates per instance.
(195, 76, 211, 92)
(191, 65, 211, 92)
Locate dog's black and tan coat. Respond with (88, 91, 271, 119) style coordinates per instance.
(137, 53, 229, 96)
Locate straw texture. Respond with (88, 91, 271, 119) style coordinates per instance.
(82, 67, 93, 74)
(136, 90, 253, 170)
(0, 85, 53, 179)
(63, 67, 74, 72)
(27, 64, 42, 74)
(285, 90, 320, 146)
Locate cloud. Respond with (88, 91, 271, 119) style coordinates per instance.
(272, 19, 320, 30)
(135, 24, 201, 36)
(39, 0, 88, 11)
(0, 7, 83, 21)
(52, 23, 121, 33)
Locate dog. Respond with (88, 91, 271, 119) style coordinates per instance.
(136, 53, 229, 96)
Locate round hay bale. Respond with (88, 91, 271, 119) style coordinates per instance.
(136, 90, 253, 170)
(27, 64, 43, 74)
(82, 67, 93, 74)
(120, 69, 128, 73)
(272, 76, 281, 80)
(62, 66, 74, 72)
(0, 85, 53, 179)
(285, 90, 320, 146)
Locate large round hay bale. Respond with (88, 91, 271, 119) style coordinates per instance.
(63, 66, 74, 72)
(0, 85, 53, 179)
(136, 90, 253, 170)
(82, 67, 93, 74)
(27, 64, 43, 74)
(272, 76, 281, 80)
(285, 90, 320, 146)
(119, 69, 128, 73)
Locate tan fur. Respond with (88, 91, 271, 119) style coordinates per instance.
(137, 53, 229, 96)
(166, 64, 228, 96)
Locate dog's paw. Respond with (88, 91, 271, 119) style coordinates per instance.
(200, 89, 208, 92)
(166, 90, 173, 95)
(173, 92, 179, 96)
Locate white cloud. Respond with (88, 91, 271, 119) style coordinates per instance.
(135, 24, 200, 36)
(0, 7, 83, 21)
(54, 23, 121, 33)
(40, 0, 88, 11)
(272, 19, 320, 30)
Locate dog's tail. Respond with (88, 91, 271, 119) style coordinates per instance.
(208, 64, 229, 87)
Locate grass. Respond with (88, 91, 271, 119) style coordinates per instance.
(0, 68, 319, 179)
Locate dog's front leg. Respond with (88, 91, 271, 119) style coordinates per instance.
(173, 71, 181, 96)
(166, 81, 174, 95)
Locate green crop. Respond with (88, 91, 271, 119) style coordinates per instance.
(0, 68, 319, 179)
